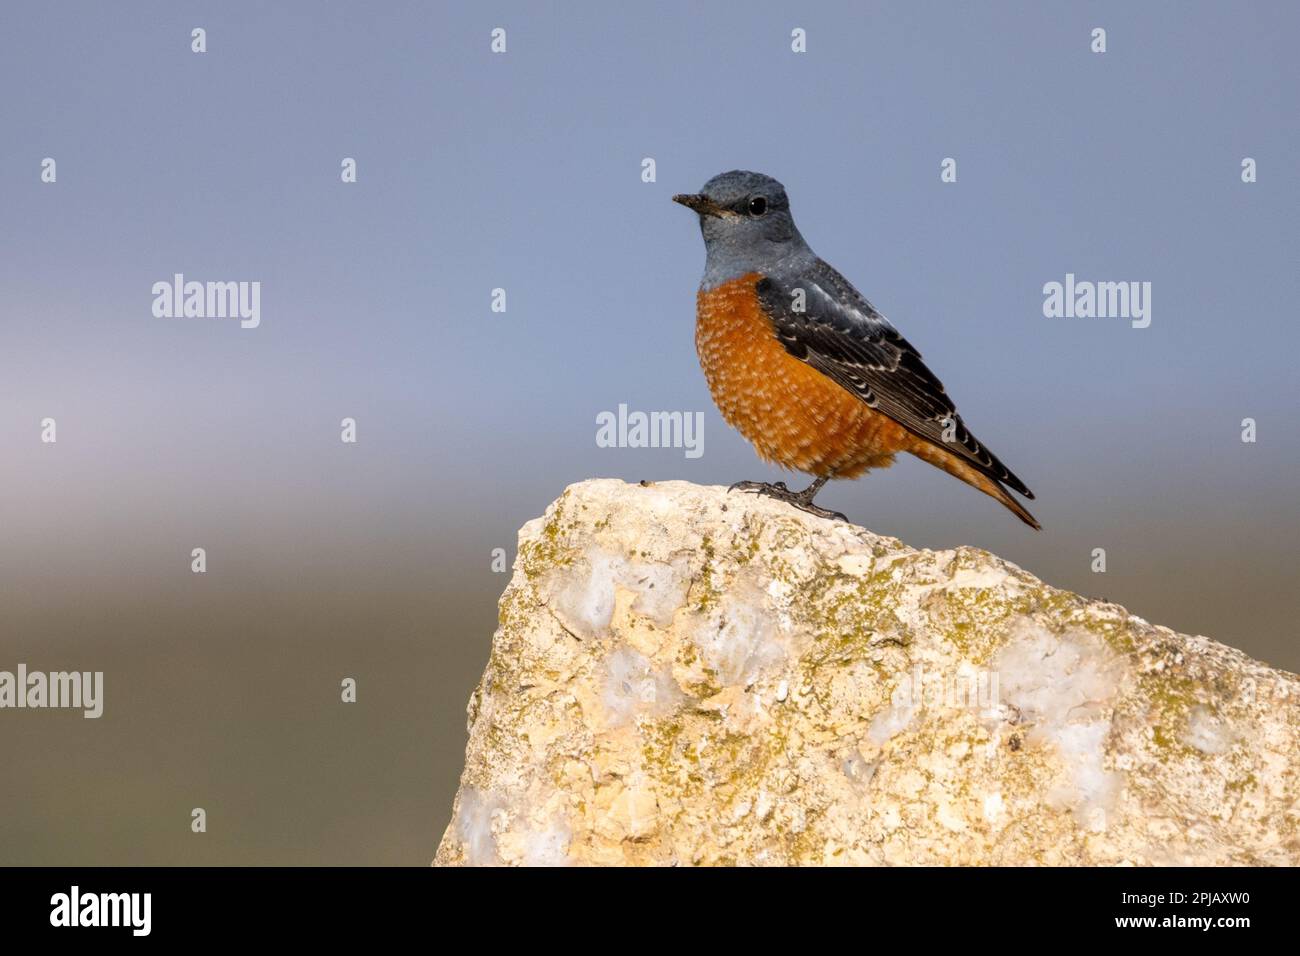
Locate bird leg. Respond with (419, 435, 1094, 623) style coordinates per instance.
(727, 475, 847, 522)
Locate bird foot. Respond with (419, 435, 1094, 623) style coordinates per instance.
(726, 479, 848, 522)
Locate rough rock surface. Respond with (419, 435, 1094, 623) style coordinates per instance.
(434, 480, 1300, 866)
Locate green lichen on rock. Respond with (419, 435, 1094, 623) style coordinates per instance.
(518, 489, 578, 580)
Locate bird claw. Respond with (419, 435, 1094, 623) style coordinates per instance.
(728, 479, 789, 496)
(726, 479, 848, 523)
(789, 501, 849, 523)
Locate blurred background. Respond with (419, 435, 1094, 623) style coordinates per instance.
(1, 1, 1296, 864)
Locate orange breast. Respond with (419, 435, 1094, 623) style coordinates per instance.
(695, 273, 913, 479)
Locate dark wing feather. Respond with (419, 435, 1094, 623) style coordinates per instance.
(755, 263, 1034, 500)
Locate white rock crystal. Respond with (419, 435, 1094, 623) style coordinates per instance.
(436, 480, 1300, 866)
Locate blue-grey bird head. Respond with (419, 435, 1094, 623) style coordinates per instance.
(674, 170, 814, 289)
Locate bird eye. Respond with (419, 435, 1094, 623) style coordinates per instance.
(748, 196, 767, 216)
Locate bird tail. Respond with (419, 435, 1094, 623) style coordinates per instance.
(909, 441, 1041, 530)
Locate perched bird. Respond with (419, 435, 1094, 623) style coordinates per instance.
(674, 170, 1039, 529)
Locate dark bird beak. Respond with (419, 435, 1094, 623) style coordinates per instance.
(673, 193, 722, 217)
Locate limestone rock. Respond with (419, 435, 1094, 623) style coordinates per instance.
(434, 479, 1300, 866)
